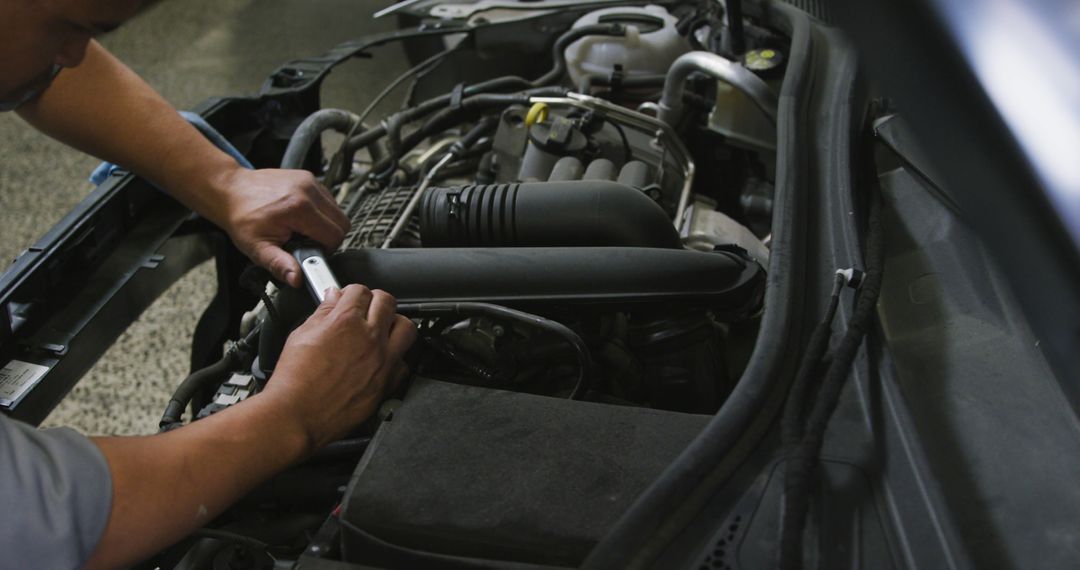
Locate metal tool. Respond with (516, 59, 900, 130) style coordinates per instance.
(373, 0, 424, 18)
(290, 239, 341, 303)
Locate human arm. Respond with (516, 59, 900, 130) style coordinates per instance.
(15, 40, 348, 287)
(84, 285, 416, 569)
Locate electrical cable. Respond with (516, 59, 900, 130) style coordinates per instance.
(325, 47, 459, 189)
(239, 265, 281, 326)
(193, 528, 270, 551)
(531, 23, 626, 87)
(376, 112, 500, 247)
(159, 326, 260, 430)
(340, 78, 523, 160)
(780, 272, 845, 448)
(344, 86, 567, 218)
(338, 23, 624, 162)
(423, 336, 501, 382)
(380, 153, 453, 248)
(611, 120, 633, 164)
(576, 73, 666, 95)
(398, 302, 593, 400)
(778, 184, 885, 570)
(355, 47, 458, 138)
(309, 437, 373, 461)
(728, 0, 746, 55)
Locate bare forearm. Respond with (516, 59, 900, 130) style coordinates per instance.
(85, 394, 312, 569)
(16, 40, 240, 226)
(80, 284, 412, 568)
(15, 40, 352, 287)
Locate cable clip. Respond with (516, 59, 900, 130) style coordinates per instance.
(610, 64, 625, 93)
(836, 267, 865, 289)
(449, 82, 466, 110)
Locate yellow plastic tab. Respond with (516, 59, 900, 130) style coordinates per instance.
(525, 102, 549, 128)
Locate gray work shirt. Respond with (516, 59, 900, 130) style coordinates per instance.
(0, 415, 112, 569)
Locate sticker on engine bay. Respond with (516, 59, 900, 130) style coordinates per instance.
(0, 360, 50, 409)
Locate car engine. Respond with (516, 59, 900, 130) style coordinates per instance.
(155, 2, 789, 567)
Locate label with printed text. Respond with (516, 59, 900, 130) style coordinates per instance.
(0, 360, 50, 408)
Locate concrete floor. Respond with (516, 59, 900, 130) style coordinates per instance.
(0, 0, 407, 434)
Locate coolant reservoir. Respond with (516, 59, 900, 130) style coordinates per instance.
(564, 5, 691, 87)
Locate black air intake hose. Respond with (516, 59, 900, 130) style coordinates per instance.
(420, 181, 681, 248)
(257, 247, 765, 372)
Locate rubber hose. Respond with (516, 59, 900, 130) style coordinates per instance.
(281, 109, 361, 170)
(159, 351, 240, 429)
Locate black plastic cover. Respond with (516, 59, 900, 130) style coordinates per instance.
(339, 377, 711, 566)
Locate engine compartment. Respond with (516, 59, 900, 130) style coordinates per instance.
(245, 5, 782, 414)
(154, 2, 791, 567)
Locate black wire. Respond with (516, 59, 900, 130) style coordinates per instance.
(728, 0, 746, 55)
(345, 87, 566, 218)
(353, 47, 457, 140)
(531, 23, 625, 87)
(193, 528, 269, 551)
(327, 47, 458, 189)
(778, 184, 885, 570)
(340, 78, 527, 163)
(685, 17, 711, 51)
(339, 23, 623, 162)
(309, 436, 373, 461)
(398, 302, 593, 400)
(239, 265, 281, 325)
(159, 326, 260, 430)
(423, 336, 500, 382)
(611, 120, 633, 164)
(578, 72, 666, 95)
(780, 273, 845, 448)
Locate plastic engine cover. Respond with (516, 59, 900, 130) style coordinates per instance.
(340, 378, 711, 566)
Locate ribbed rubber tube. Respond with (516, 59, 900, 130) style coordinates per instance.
(420, 180, 681, 248)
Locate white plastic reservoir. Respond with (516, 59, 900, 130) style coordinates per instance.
(564, 5, 691, 87)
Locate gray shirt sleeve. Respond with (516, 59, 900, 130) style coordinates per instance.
(0, 415, 113, 569)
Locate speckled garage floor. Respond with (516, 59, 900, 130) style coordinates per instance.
(0, 0, 407, 434)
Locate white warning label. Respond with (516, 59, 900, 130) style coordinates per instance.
(0, 360, 50, 408)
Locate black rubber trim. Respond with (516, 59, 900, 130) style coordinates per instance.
(581, 4, 814, 568)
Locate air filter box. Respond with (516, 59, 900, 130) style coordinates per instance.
(339, 378, 710, 567)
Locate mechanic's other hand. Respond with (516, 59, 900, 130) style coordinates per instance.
(215, 168, 350, 288)
(263, 285, 417, 450)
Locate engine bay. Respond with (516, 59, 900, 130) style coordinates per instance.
(0, 0, 871, 566)
(148, 3, 791, 566)
(252, 4, 782, 410)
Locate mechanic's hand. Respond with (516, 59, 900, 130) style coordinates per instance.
(215, 168, 351, 288)
(262, 285, 417, 450)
